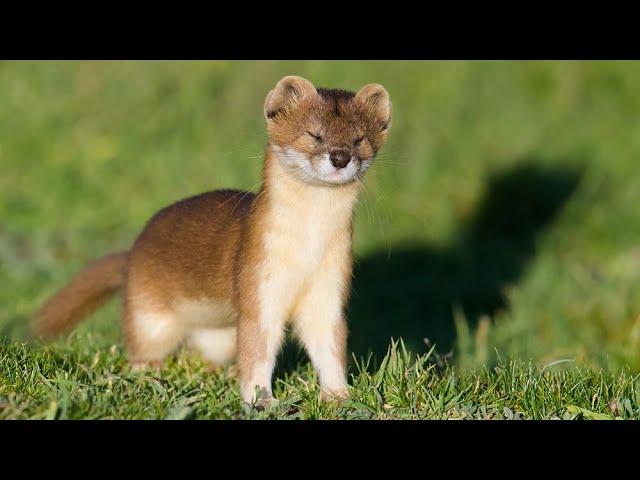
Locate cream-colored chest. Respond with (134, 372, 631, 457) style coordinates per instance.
(264, 187, 352, 277)
(255, 184, 356, 320)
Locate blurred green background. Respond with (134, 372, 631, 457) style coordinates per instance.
(2, 60, 640, 372)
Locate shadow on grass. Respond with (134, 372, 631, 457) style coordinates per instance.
(276, 159, 582, 374)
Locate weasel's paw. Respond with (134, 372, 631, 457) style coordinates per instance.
(242, 386, 278, 411)
(320, 387, 350, 404)
(254, 395, 279, 412)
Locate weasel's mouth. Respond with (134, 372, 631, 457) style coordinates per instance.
(318, 167, 357, 184)
(313, 154, 360, 185)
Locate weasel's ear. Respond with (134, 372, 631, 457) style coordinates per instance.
(264, 76, 317, 121)
(356, 83, 392, 132)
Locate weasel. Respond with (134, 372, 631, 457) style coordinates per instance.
(33, 75, 392, 405)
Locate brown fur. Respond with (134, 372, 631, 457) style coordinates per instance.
(32, 252, 128, 338)
(33, 75, 391, 404)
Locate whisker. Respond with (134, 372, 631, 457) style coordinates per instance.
(356, 174, 388, 251)
(356, 176, 375, 231)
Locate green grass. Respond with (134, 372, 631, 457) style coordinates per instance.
(2, 61, 640, 419)
(2, 338, 639, 419)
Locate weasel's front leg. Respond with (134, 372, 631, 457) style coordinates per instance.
(293, 255, 351, 402)
(237, 302, 287, 406)
(294, 297, 348, 401)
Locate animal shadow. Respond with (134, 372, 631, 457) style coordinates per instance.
(347, 160, 582, 366)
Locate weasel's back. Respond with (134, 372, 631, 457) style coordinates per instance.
(127, 189, 257, 300)
(147, 189, 256, 225)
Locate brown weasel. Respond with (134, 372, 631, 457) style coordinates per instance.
(33, 75, 392, 405)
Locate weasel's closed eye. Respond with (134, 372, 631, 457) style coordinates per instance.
(307, 131, 323, 141)
(354, 135, 365, 146)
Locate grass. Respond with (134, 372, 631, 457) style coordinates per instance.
(2, 60, 640, 419)
(2, 338, 639, 419)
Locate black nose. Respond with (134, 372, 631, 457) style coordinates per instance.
(329, 150, 351, 169)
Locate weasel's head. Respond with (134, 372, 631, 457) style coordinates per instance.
(264, 75, 391, 186)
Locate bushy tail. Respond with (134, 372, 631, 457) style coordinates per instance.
(32, 251, 128, 339)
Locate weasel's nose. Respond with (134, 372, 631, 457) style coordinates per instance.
(329, 150, 351, 169)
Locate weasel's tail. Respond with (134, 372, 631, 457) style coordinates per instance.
(32, 251, 129, 339)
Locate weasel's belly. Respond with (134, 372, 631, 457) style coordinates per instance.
(172, 298, 238, 328)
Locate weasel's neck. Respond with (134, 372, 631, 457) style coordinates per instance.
(258, 143, 359, 230)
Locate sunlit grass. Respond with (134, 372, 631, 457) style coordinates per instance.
(1, 337, 639, 419)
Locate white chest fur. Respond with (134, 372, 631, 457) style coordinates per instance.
(257, 155, 358, 324)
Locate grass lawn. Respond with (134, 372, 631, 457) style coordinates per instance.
(1, 61, 640, 419)
(2, 338, 639, 419)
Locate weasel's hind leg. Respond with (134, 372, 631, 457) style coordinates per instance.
(188, 326, 237, 371)
(123, 304, 186, 371)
